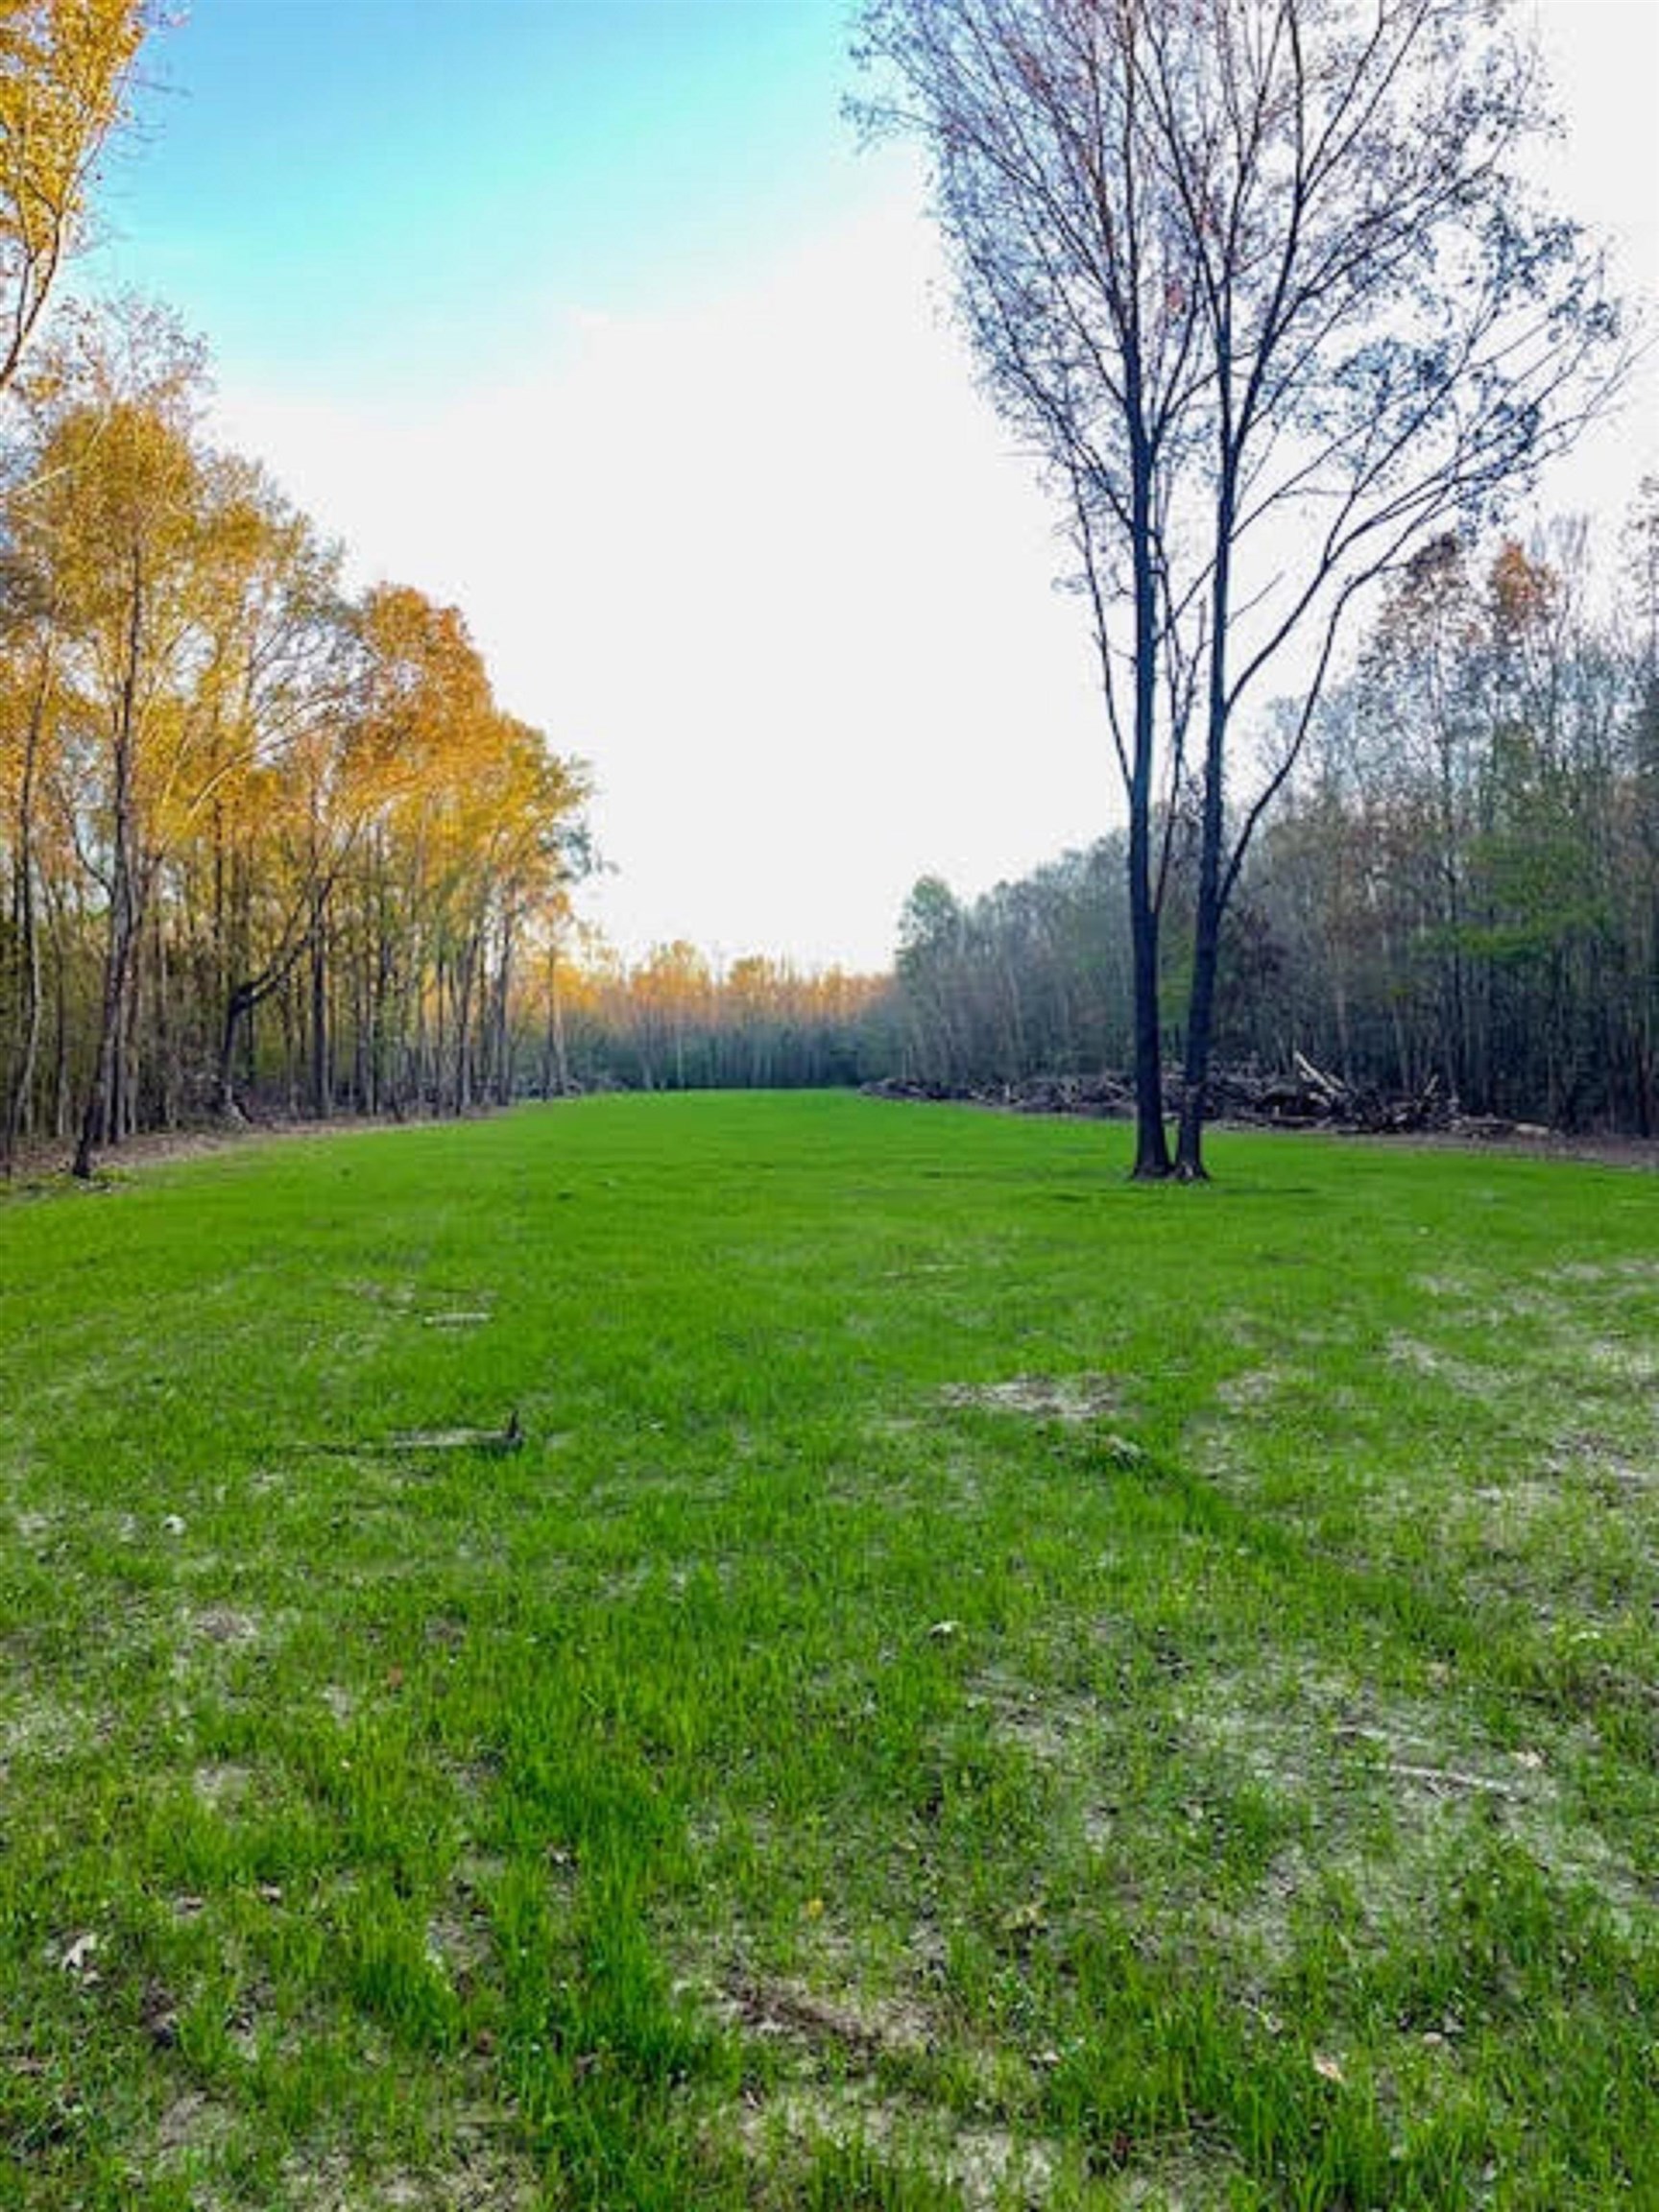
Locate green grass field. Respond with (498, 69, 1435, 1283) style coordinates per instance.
(3, 1092, 1657, 2209)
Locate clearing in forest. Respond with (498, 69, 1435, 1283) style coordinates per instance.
(2, 1092, 1656, 2209)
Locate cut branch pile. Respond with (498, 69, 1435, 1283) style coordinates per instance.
(1200, 1053, 1457, 1135)
(864, 1055, 1490, 1137)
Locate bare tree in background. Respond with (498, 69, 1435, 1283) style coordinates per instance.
(856, 0, 1624, 1176)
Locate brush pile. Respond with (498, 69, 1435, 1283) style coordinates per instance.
(864, 1054, 1512, 1137)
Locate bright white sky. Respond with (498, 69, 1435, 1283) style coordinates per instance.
(90, 0, 1659, 973)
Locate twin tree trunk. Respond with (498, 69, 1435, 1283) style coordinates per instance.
(1122, 407, 1237, 1185)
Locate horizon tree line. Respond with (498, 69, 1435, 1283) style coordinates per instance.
(877, 507, 1659, 1135)
(3, 0, 1650, 1164)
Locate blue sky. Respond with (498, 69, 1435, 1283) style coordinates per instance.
(108, 2, 877, 393)
(81, 1, 1659, 972)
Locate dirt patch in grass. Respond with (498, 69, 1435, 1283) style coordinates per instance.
(192, 1762, 252, 1806)
(184, 1605, 264, 1647)
(964, 1637, 1654, 1969)
(940, 1373, 1122, 1422)
(968, 1667, 1103, 1769)
(12, 1114, 441, 1181)
(156, 2087, 235, 2158)
(1214, 1364, 1303, 1412)
(342, 1275, 420, 1313)
(343, 1279, 496, 1333)
(1181, 1672, 1536, 1799)
(1554, 1256, 1659, 1282)
(720, 1972, 935, 2064)
(280, 2142, 539, 2211)
(1383, 1334, 1502, 1392)
(736, 2085, 1065, 2208)
(737, 2081, 1243, 2210)
(426, 1904, 493, 1989)
(1181, 1661, 1653, 1926)
(1553, 1433, 1657, 1495)
(2, 1692, 103, 1763)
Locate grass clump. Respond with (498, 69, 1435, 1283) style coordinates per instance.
(3, 1092, 1657, 2207)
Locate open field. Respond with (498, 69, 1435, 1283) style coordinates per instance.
(3, 1092, 1657, 2209)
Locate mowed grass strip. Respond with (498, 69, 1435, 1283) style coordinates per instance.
(2, 1092, 1656, 2210)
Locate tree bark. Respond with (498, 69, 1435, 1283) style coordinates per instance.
(2, 647, 51, 1173)
(74, 558, 145, 1179)
(1175, 465, 1237, 1181)
(1127, 426, 1172, 1180)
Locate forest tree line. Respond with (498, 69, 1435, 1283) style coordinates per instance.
(0, 287, 895, 1158)
(8, 324, 1654, 1147)
(543, 942, 885, 1095)
(4, 3, 1652, 1157)
(878, 512, 1659, 1135)
(0, 303, 591, 1171)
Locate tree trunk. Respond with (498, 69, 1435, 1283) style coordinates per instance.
(545, 937, 571, 1095)
(1175, 489, 1236, 1182)
(309, 883, 331, 1118)
(491, 920, 514, 1104)
(74, 862, 135, 1177)
(74, 572, 145, 1180)
(1126, 430, 1171, 1179)
(217, 981, 254, 1120)
(2, 649, 50, 1173)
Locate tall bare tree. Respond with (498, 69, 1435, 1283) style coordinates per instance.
(857, 0, 1623, 1175)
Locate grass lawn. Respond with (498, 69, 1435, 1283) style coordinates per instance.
(3, 1091, 1657, 2209)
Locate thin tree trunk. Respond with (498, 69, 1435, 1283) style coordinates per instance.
(74, 565, 144, 1179)
(546, 937, 570, 1094)
(1126, 432, 1172, 1180)
(309, 882, 330, 1118)
(2, 646, 50, 1173)
(1175, 478, 1236, 1181)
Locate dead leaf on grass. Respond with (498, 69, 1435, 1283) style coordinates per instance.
(59, 1931, 99, 1983)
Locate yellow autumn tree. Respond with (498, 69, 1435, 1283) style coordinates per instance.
(166, 457, 359, 1118)
(9, 307, 210, 1171)
(0, 0, 148, 394)
(342, 586, 588, 1116)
